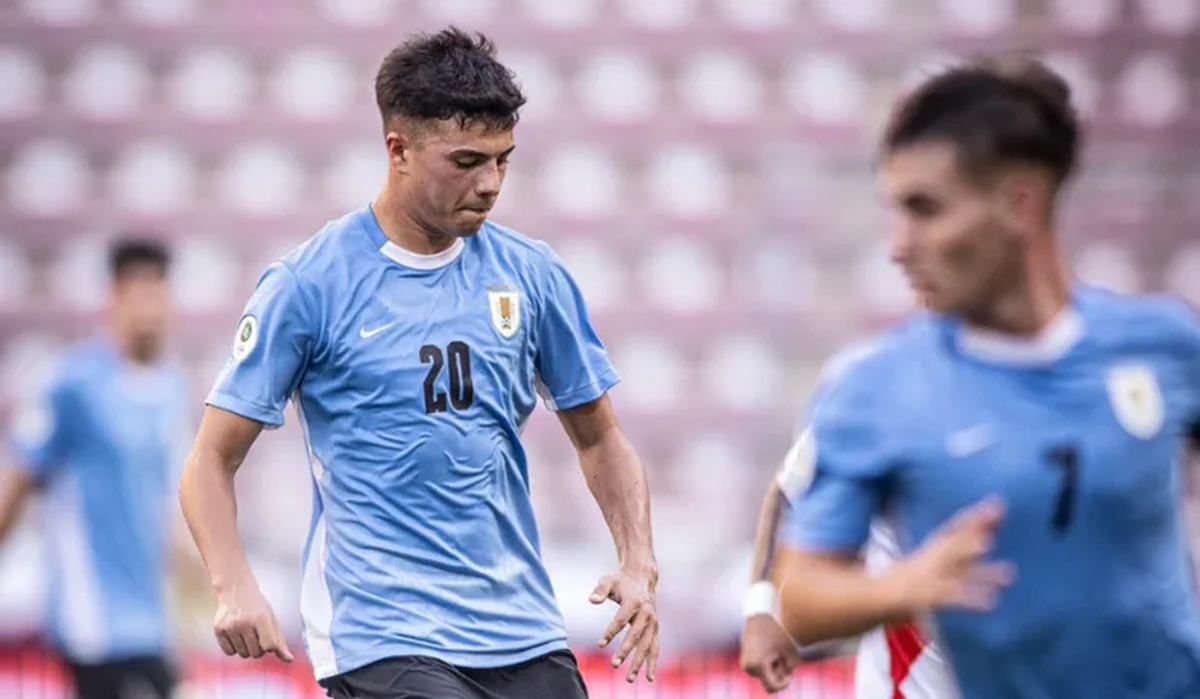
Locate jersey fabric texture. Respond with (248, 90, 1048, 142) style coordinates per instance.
(207, 206, 620, 681)
(782, 286, 1200, 699)
(8, 338, 189, 664)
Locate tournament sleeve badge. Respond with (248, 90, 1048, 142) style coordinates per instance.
(487, 286, 521, 340)
(232, 314, 260, 363)
(1106, 363, 1165, 440)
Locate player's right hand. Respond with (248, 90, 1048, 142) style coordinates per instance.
(213, 583, 294, 663)
(892, 497, 1016, 615)
(740, 614, 800, 694)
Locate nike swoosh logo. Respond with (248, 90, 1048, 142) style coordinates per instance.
(946, 425, 993, 457)
(359, 322, 396, 339)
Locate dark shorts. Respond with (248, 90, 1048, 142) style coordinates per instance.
(319, 649, 589, 699)
(66, 654, 176, 699)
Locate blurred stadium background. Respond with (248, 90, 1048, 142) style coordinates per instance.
(0, 0, 1198, 696)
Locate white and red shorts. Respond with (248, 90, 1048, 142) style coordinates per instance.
(854, 523, 959, 699)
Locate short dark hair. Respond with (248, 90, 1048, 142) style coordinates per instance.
(374, 27, 527, 133)
(109, 237, 171, 281)
(881, 54, 1080, 187)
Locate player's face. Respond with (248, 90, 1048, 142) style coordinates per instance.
(879, 142, 1026, 317)
(110, 266, 172, 362)
(394, 119, 514, 238)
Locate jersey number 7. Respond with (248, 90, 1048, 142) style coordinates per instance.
(1045, 443, 1080, 536)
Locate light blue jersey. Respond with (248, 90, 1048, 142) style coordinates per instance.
(207, 206, 619, 680)
(8, 339, 189, 663)
(783, 287, 1200, 699)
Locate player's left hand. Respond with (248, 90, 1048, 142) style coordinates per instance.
(740, 614, 800, 693)
(590, 567, 659, 683)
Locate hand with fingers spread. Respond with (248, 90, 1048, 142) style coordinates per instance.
(890, 497, 1017, 615)
(590, 568, 660, 684)
(213, 581, 294, 664)
(740, 614, 800, 694)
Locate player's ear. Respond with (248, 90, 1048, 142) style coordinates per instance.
(996, 169, 1045, 239)
(384, 126, 413, 174)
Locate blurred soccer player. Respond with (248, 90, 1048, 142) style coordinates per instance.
(740, 360, 957, 697)
(773, 55, 1200, 699)
(178, 27, 659, 699)
(0, 239, 187, 699)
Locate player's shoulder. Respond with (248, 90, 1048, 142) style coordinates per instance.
(270, 208, 373, 284)
(816, 315, 940, 397)
(1079, 285, 1200, 352)
(478, 219, 559, 267)
(41, 339, 111, 394)
(475, 220, 576, 303)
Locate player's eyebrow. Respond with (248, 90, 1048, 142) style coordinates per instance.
(448, 145, 517, 159)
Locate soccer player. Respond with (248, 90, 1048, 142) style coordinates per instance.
(773, 55, 1200, 699)
(740, 351, 957, 698)
(178, 27, 659, 699)
(0, 239, 187, 699)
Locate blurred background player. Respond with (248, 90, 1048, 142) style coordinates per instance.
(740, 349, 958, 698)
(0, 239, 190, 699)
(773, 55, 1200, 699)
(178, 28, 659, 699)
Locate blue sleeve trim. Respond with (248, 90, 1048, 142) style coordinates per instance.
(205, 391, 285, 429)
(549, 368, 621, 412)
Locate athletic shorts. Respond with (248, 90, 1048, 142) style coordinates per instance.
(318, 649, 589, 699)
(66, 654, 176, 699)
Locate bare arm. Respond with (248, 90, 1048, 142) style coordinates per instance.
(178, 406, 264, 595)
(775, 498, 1011, 647)
(559, 394, 659, 681)
(179, 405, 293, 661)
(0, 468, 35, 545)
(739, 480, 804, 693)
(559, 395, 657, 579)
(772, 548, 911, 646)
(750, 482, 788, 583)
(742, 479, 849, 670)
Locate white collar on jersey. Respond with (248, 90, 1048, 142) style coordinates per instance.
(379, 237, 465, 270)
(957, 307, 1084, 366)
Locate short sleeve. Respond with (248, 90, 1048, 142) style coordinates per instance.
(206, 262, 316, 428)
(532, 246, 620, 411)
(8, 371, 73, 484)
(779, 355, 894, 554)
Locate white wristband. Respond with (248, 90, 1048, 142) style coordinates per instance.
(742, 580, 779, 619)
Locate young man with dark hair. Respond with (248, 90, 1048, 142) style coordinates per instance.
(179, 27, 660, 699)
(0, 236, 187, 699)
(769, 55, 1200, 698)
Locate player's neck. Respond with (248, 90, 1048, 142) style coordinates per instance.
(974, 245, 1072, 337)
(372, 189, 458, 256)
(109, 327, 160, 367)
